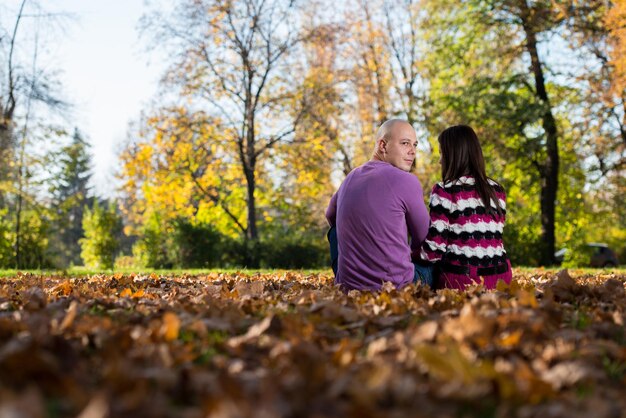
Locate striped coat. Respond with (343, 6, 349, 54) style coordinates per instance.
(416, 176, 512, 290)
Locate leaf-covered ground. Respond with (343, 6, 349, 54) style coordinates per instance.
(0, 270, 625, 418)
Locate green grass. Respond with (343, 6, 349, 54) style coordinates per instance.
(1, 266, 625, 279)
(515, 266, 626, 274)
(0, 267, 331, 278)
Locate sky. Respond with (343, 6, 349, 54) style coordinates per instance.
(9, 0, 164, 197)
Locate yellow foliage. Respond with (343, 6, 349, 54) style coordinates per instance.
(118, 107, 249, 237)
(606, 0, 626, 93)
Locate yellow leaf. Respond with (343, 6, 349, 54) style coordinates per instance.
(119, 288, 132, 297)
(161, 312, 180, 341)
(516, 289, 538, 308)
(415, 343, 494, 385)
(497, 329, 523, 348)
(53, 280, 73, 296)
(496, 279, 509, 292)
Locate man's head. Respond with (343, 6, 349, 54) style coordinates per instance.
(372, 119, 417, 172)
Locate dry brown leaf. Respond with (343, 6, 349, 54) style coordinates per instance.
(59, 300, 79, 332)
(0, 269, 625, 417)
(541, 361, 596, 389)
(76, 393, 109, 418)
(52, 280, 73, 297)
(227, 315, 281, 347)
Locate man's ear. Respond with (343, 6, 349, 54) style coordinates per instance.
(378, 139, 387, 154)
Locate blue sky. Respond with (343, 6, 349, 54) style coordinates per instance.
(52, 0, 164, 196)
(5, 0, 164, 196)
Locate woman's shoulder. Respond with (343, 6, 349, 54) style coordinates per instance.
(438, 176, 475, 190)
(435, 176, 505, 191)
(487, 178, 505, 193)
(435, 176, 506, 198)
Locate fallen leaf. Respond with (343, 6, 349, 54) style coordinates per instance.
(119, 288, 132, 298)
(76, 393, 108, 418)
(161, 312, 180, 341)
(59, 300, 79, 332)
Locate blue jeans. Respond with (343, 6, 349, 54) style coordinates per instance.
(413, 263, 434, 287)
(328, 226, 433, 287)
(328, 226, 339, 275)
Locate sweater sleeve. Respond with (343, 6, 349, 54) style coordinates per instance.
(417, 183, 451, 263)
(326, 192, 338, 227)
(404, 176, 430, 251)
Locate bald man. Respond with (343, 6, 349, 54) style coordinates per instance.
(326, 119, 431, 291)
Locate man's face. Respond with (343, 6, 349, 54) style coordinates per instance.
(380, 123, 417, 172)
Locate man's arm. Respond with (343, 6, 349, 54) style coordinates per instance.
(404, 176, 430, 251)
(416, 183, 450, 262)
(326, 192, 338, 227)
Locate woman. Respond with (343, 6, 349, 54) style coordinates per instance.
(415, 125, 512, 289)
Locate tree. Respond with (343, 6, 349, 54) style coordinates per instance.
(486, 0, 562, 265)
(298, 0, 434, 183)
(419, 0, 572, 265)
(119, 0, 626, 267)
(560, 1, 626, 262)
(0, 0, 27, 188)
(381, 0, 429, 138)
(342, 0, 432, 152)
(269, 11, 347, 236)
(140, 0, 317, 265)
(0, 0, 67, 203)
(556, 1, 626, 176)
(80, 201, 121, 269)
(0, 208, 14, 266)
(119, 108, 247, 238)
(1, 0, 69, 268)
(49, 128, 92, 266)
(131, 211, 172, 269)
(606, 0, 626, 94)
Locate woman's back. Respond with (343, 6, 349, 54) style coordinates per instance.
(420, 175, 512, 289)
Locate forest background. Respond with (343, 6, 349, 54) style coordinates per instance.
(1, 0, 625, 271)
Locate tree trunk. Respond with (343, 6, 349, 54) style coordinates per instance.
(15, 190, 22, 268)
(245, 166, 257, 241)
(1, 0, 27, 207)
(244, 166, 258, 267)
(15, 141, 24, 268)
(0, 122, 14, 152)
(521, 4, 559, 265)
(244, 107, 259, 267)
(0, 124, 13, 207)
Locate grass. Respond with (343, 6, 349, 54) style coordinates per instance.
(1, 266, 625, 278)
(0, 267, 331, 278)
(515, 266, 626, 274)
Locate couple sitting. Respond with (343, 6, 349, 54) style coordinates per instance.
(326, 119, 512, 291)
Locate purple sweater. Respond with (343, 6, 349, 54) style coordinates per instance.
(326, 161, 429, 291)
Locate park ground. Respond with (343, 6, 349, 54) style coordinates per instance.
(0, 268, 625, 417)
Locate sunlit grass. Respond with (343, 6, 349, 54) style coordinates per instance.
(1, 266, 625, 279)
(515, 266, 626, 274)
(0, 267, 332, 278)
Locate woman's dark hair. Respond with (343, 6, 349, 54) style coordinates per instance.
(438, 125, 503, 216)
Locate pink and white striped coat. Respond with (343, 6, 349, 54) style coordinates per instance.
(416, 176, 512, 290)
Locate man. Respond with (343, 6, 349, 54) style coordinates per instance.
(326, 119, 430, 291)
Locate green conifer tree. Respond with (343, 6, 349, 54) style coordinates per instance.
(49, 128, 92, 266)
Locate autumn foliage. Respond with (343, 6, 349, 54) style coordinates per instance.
(0, 269, 624, 417)
(606, 0, 626, 94)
